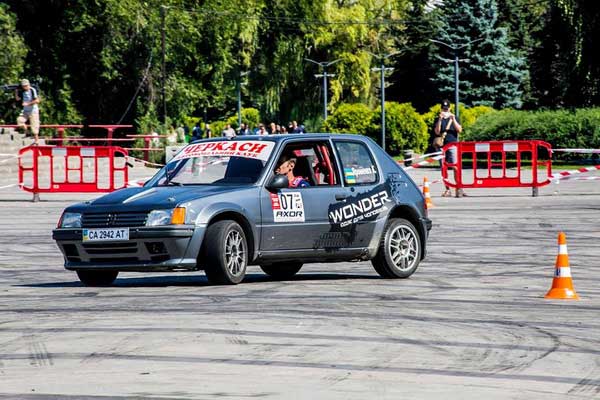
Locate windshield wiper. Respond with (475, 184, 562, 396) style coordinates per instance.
(162, 180, 183, 186)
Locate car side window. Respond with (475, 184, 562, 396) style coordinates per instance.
(275, 141, 340, 187)
(333, 141, 379, 185)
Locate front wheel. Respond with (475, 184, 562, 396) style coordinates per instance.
(260, 262, 303, 280)
(76, 270, 119, 287)
(202, 220, 248, 285)
(371, 218, 421, 279)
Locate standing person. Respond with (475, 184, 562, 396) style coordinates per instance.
(203, 123, 212, 138)
(167, 126, 178, 145)
(433, 99, 465, 198)
(238, 123, 251, 135)
(15, 79, 41, 145)
(292, 120, 302, 134)
(176, 125, 186, 143)
(191, 121, 203, 141)
(269, 122, 277, 135)
(257, 123, 268, 136)
(222, 123, 236, 138)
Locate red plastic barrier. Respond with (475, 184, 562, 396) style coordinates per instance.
(18, 145, 129, 194)
(442, 140, 553, 195)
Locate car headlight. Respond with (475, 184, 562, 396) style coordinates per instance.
(146, 207, 186, 226)
(60, 212, 82, 228)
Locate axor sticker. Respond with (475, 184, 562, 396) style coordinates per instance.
(270, 192, 305, 222)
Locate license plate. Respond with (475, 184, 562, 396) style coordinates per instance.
(82, 228, 129, 242)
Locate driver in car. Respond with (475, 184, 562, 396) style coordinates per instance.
(275, 154, 310, 188)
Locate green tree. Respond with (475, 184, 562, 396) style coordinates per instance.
(431, 0, 527, 109)
(0, 3, 27, 123)
(386, 0, 438, 112)
(530, 1, 600, 108)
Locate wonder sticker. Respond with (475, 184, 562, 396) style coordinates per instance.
(173, 140, 275, 162)
(328, 184, 392, 228)
(270, 192, 305, 223)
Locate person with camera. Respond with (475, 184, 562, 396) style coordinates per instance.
(434, 99, 465, 197)
(15, 79, 41, 145)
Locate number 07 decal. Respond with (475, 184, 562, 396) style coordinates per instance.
(270, 192, 305, 222)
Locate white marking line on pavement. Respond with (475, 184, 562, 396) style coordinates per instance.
(0, 184, 17, 190)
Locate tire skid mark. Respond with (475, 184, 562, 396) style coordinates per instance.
(1, 351, 599, 387)
(0, 393, 197, 399)
(5, 307, 599, 331)
(567, 358, 600, 396)
(26, 336, 53, 367)
(80, 335, 151, 364)
(2, 326, 594, 356)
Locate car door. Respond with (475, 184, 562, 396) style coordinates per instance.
(259, 140, 348, 252)
(329, 139, 388, 246)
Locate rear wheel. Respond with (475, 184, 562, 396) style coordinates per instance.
(260, 262, 303, 280)
(202, 220, 247, 284)
(371, 218, 421, 279)
(76, 270, 119, 287)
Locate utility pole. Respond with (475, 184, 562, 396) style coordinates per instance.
(160, 5, 167, 125)
(305, 58, 341, 121)
(369, 51, 398, 152)
(237, 71, 249, 129)
(429, 38, 484, 121)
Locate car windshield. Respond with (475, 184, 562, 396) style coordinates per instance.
(153, 140, 275, 186)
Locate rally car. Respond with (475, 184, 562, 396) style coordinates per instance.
(52, 134, 431, 286)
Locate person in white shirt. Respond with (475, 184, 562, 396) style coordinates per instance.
(222, 124, 236, 138)
(15, 79, 41, 144)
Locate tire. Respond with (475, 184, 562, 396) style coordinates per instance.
(260, 262, 303, 280)
(76, 270, 119, 287)
(371, 218, 421, 279)
(202, 220, 248, 285)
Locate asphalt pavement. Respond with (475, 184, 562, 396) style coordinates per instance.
(1, 163, 600, 399)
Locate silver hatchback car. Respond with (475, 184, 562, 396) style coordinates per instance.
(53, 134, 431, 286)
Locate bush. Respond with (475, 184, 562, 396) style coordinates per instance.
(372, 102, 428, 154)
(209, 120, 228, 137)
(225, 107, 261, 130)
(322, 103, 373, 135)
(460, 105, 495, 132)
(466, 108, 600, 162)
(208, 107, 262, 136)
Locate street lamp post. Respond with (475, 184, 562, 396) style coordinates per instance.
(369, 51, 399, 152)
(237, 71, 249, 129)
(305, 58, 341, 121)
(429, 38, 483, 121)
(160, 5, 168, 125)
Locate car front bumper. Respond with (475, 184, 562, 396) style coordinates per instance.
(52, 225, 206, 272)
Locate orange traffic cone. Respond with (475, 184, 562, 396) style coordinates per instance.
(545, 232, 580, 300)
(423, 176, 434, 209)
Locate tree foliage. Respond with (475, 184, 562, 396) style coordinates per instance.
(2, 0, 600, 135)
(431, 0, 528, 109)
(530, 0, 600, 108)
(0, 4, 27, 123)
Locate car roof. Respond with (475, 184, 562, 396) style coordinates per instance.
(190, 133, 371, 144)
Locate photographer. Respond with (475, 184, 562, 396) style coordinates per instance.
(15, 79, 40, 145)
(434, 99, 465, 197)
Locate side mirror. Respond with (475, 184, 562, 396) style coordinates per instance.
(267, 174, 289, 190)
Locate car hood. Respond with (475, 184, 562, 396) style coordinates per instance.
(84, 185, 249, 210)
